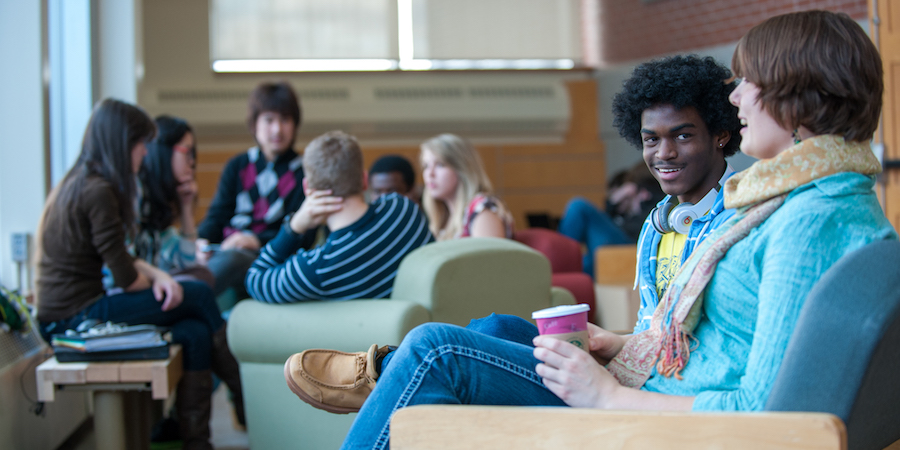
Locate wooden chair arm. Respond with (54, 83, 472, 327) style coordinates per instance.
(391, 405, 846, 450)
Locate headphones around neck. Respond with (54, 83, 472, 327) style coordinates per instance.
(650, 167, 732, 235)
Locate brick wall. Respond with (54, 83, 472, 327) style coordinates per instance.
(595, 0, 868, 65)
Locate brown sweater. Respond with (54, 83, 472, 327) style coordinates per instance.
(36, 176, 138, 322)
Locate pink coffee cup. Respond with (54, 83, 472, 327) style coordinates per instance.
(532, 304, 591, 351)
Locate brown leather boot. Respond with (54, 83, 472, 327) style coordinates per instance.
(211, 326, 245, 427)
(175, 370, 214, 450)
(284, 344, 393, 414)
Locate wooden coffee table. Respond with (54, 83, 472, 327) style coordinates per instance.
(36, 345, 182, 450)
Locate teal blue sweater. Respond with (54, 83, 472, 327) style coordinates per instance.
(641, 172, 897, 411)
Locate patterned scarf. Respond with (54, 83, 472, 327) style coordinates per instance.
(607, 135, 881, 388)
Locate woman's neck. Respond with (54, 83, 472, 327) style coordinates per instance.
(444, 201, 456, 218)
(443, 191, 460, 216)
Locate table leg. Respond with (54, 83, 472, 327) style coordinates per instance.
(124, 390, 153, 450)
(93, 391, 126, 450)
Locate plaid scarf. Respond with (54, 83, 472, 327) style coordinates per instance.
(607, 135, 882, 388)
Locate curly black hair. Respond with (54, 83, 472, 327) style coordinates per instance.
(612, 55, 742, 157)
(370, 155, 416, 190)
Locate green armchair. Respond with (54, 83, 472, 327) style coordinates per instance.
(227, 237, 574, 450)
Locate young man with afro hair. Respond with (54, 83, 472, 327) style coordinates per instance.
(612, 54, 742, 333)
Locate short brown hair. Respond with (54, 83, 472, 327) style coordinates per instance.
(732, 10, 882, 142)
(303, 131, 364, 197)
(246, 81, 302, 133)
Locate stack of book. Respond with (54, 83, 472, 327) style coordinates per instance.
(52, 322, 169, 362)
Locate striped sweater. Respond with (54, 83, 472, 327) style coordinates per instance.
(245, 193, 434, 302)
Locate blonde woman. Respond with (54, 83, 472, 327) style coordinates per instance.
(420, 133, 514, 240)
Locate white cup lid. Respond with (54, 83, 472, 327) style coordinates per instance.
(531, 303, 590, 319)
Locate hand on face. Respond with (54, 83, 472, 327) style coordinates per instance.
(289, 189, 344, 234)
(533, 334, 622, 408)
(607, 182, 647, 217)
(176, 180, 198, 207)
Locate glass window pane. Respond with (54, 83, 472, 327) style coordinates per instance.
(211, 0, 398, 60)
(411, 0, 581, 60)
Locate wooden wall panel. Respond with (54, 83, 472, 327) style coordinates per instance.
(503, 192, 605, 227)
(500, 141, 604, 157)
(565, 80, 601, 143)
(501, 159, 605, 189)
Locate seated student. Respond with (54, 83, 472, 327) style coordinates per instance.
(196, 81, 315, 301)
(137, 115, 246, 445)
(613, 55, 744, 332)
(35, 99, 244, 450)
(558, 161, 665, 278)
(245, 131, 434, 303)
(314, 10, 897, 449)
(135, 115, 214, 286)
(421, 133, 514, 240)
(283, 54, 745, 415)
(368, 154, 419, 203)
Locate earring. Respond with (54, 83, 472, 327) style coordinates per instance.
(719, 143, 724, 148)
(792, 129, 802, 145)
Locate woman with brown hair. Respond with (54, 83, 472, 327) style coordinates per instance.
(35, 99, 243, 450)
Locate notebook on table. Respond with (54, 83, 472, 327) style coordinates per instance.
(51, 322, 170, 362)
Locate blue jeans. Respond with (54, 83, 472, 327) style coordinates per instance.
(379, 313, 539, 370)
(342, 320, 567, 450)
(38, 280, 223, 371)
(558, 197, 632, 278)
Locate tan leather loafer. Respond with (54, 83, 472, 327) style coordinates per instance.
(284, 344, 388, 414)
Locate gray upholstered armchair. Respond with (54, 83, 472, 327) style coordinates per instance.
(392, 239, 900, 450)
(227, 237, 574, 450)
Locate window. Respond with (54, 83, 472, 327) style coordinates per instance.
(210, 0, 581, 72)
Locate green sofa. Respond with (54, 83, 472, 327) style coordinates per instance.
(227, 237, 574, 450)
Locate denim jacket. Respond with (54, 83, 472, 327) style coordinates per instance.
(632, 166, 736, 333)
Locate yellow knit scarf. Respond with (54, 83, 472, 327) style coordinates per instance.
(724, 135, 881, 209)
